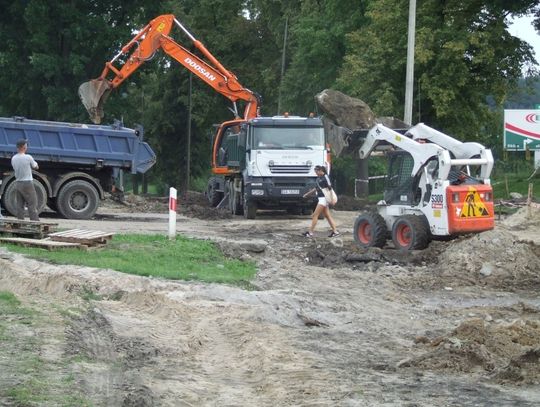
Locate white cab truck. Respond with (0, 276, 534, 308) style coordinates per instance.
(207, 115, 329, 218)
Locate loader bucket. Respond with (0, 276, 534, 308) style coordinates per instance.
(78, 79, 112, 124)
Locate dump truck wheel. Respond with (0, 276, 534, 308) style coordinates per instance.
(207, 177, 223, 207)
(57, 180, 99, 219)
(354, 212, 387, 248)
(2, 180, 47, 217)
(391, 215, 429, 251)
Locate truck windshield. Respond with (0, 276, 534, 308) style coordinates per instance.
(253, 127, 325, 150)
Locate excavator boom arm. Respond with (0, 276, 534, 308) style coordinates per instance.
(79, 14, 259, 123)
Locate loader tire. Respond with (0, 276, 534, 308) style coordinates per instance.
(354, 212, 387, 248)
(391, 215, 429, 251)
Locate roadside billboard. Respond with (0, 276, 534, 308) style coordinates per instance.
(504, 109, 540, 151)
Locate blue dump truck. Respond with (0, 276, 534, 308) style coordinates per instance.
(0, 117, 156, 219)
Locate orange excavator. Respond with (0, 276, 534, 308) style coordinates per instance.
(79, 14, 260, 174)
(80, 14, 328, 219)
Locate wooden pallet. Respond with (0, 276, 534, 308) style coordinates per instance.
(0, 219, 58, 239)
(0, 237, 81, 250)
(48, 229, 114, 246)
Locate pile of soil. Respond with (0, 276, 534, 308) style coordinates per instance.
(116, 191, 366, 219)
(403, 317, 540, 384)
(420, 228, 540, 290)
(303, 239, 434, 268)
(106, 192, 232, 220)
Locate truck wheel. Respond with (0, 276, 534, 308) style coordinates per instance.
(2, 180, 47, 217)
(57, 180, 99, 219)
(243, 199, 257, 219)
(207, 177, 223, 207)
(391, 215, 429, 251)
(354, 212, 388, 248)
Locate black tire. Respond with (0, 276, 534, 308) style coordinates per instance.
(207, 177, 223, 207)
(57, 180, 99, 219)
(2, 180, 47, 217)
(243, 198, 257, 219)
(354, 212, 388, 248)
(391, 215, 429, 251)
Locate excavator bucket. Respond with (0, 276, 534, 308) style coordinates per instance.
(78, 79, 112, 124)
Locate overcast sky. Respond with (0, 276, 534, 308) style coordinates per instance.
(509, 14, 540, 60)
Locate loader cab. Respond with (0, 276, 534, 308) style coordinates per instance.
(384, 151, 415, 205)
(384, 150, 440, 206)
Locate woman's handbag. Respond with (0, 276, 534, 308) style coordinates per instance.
(322, 187, 338, 206)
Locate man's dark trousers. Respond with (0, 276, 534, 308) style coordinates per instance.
(15, 181, 39, 221)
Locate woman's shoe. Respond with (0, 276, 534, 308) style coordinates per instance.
(303, 231, 314, 238)
(328, 231, 340, 238)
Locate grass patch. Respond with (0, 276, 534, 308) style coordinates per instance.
(0, 290, 21, 308)
(5, 234, 257, 285)
(0, 291, 91, 406)
(491, 173, 539, 200)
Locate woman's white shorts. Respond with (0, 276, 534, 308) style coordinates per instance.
(318, 197, 328, 207)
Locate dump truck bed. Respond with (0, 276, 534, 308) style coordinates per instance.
(0, 117, 155, 174)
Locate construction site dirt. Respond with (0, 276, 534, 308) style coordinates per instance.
(1, 193, 539, 406)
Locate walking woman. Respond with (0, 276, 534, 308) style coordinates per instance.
(303, 165, 340, 238)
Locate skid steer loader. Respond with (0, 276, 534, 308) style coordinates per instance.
(354, 123, 494, 251)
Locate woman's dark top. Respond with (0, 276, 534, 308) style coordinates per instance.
(315, 174, 331, 198)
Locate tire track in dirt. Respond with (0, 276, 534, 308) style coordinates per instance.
(1, 205, 540, 406)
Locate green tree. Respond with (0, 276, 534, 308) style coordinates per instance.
(336, 0, 539, 144)
(280, 0, 367, 115)
(0, 0, 160, 121)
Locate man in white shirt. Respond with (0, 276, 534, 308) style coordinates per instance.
(11, 139, 40, 221)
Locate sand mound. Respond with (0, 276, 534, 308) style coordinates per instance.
(402, 318, 540, 384)
(501, 206, 540, 230)
(432, 228, 540, 289)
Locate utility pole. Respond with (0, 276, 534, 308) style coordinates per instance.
(277, 17, 288, 114)
(404, 0, 416, 125)
(186, 72, 192, 194)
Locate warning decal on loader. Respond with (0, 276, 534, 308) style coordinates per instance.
(460, 187, 489, 218)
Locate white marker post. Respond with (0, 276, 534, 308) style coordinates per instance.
(168, 187, 177, 240)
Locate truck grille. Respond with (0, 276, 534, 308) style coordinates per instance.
(269, 164, 311, 174)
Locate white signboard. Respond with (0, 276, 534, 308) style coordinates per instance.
(504, 109, 540, 151)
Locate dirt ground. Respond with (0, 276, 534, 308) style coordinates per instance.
(1, 193, 539, 406)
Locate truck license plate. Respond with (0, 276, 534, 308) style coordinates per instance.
(281, 189, 299, 195)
